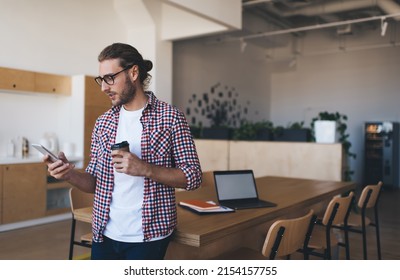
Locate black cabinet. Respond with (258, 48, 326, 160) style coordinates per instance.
(364, 122, 399, 189)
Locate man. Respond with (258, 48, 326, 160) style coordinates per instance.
(45, 43, 202, 259)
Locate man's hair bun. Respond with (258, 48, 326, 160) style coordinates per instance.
(143, 60, 153, 72)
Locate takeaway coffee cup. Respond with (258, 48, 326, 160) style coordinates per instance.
(111, 141, 130, 152)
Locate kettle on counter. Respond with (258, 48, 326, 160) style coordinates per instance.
(40, 132, 59, 154)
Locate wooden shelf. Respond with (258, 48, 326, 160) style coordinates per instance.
(0, 67, 35, 92)
(0, 66, 71, 95)
(35, 72, 71, 95)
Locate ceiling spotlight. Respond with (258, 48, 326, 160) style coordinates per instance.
(240, 38, 247, 53)
(381, 17, 388, 36)
(337, 24, 352, 35)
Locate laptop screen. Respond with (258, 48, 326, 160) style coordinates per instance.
(214, 170, 258, 201)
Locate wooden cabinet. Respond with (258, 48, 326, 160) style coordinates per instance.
(0, 67, 35, 92)
(84, 76, 110, 166)
(1, 163, 47, 224)
(0, 67, 71, 95)
(0, 162, 77, 225)
(35, 72, 71, 94)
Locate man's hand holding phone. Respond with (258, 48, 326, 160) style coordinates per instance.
(47, 151, 76, 180)
(32, 144, 75, 180)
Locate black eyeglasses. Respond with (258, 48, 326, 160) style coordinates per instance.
(94, 66, 132, 86)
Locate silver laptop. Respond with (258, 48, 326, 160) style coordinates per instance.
(213, 170, 277, 210)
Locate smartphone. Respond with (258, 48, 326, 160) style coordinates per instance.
(31, 143, 59, 162)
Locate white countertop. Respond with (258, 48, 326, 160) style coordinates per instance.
(0, 155, 83, 165)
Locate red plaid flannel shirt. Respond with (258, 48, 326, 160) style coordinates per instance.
(86, 92, 202, 242)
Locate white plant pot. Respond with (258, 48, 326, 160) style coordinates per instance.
(314, 120, 338, 143)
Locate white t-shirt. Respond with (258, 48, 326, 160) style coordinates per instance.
(104, 105, 145, 242)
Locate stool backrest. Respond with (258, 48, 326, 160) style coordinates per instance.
(358, 181, 383, 209)
(69, 187, 94, 212)
(321, 192, 354, 226)
(262, 209, 314, 259)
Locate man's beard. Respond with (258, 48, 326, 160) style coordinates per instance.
(114, 78, 136, 106)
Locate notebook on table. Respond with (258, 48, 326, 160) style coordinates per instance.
(213, 170, 277, 210)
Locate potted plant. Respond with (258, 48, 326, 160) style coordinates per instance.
(311, 111, 348, 144)
(232, 120, 274, 141)
(310, 111, 356, 181)
(313, 118, 338, 143)
(273, 121, 311, 142)
(189, 124, 202, 139)
(255, 121, 274, 140)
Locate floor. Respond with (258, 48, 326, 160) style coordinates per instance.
(0, 188, 398, 260)
(0, 219, 91, 260)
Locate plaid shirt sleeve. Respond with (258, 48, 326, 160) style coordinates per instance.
(170, 107, 202, 190)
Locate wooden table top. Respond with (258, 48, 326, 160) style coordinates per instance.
(174, 176, 355, 247)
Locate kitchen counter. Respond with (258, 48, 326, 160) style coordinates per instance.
(0, 155, 83, 165)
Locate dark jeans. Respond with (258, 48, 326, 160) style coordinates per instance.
(91, 235, 171, 260)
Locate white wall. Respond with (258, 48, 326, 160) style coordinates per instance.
(173, 38, 271, 127)
(0, 0, 126, 75)
(0, 0, 126, 157)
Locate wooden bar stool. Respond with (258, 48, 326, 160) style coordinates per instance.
(214, 209, 316, 260)
(68, 187, 94, 260)
(304, 192, 354, 259)
(346, 181, 383, 259)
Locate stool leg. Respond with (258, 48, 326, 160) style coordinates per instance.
(375, 223, 382, 260)
(331, 245, 339, 260)
(344, 227, 350, 260)
(361, 213, 368, 260)
(374, 207, 382, 260)
(69, 218, 76, 260)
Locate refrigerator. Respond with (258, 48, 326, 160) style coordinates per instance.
(364, 122, 399, 189)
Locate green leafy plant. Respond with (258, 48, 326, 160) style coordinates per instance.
(272, 121, 311, 141)
(287, 121, 306, 129)
(310, 111, 356, 181)
(232, 121, 274, 140)
(189, 124, 202, 138)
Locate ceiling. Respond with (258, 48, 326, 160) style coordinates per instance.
(242, 0, 400, 28)
(210, 0, 400, 50)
